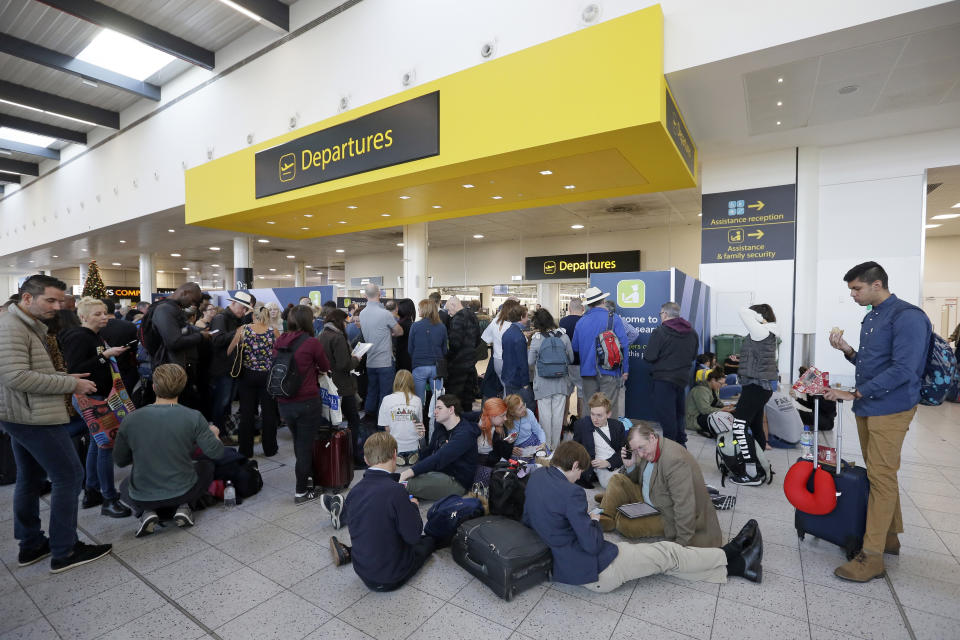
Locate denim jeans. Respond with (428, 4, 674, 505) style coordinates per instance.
(277, 397, 322, 494)
(85, 441, 117, 499)
(209, 375, 237, 431)
(364, 365, 396, 414)
(1, 421, 82, 560)
(413, 365, 444, 441)
(412, 365, 437, 406)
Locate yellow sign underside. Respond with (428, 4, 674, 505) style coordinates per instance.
(185, 5, 696, 239)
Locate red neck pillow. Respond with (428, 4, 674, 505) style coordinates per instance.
(783, 460, 837, 515)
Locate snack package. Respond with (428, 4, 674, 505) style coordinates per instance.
(793, 366, 827, 394)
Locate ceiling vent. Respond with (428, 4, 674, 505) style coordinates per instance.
(927, 182, 943, 194)
(605, 204, 640, 214)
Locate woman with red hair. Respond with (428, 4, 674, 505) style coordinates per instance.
(473, 397, 518, 485)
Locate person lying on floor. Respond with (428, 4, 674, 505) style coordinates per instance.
(522, 440, 763, 593)
(593, 424, 722, 547)
(397, 395, 480, 500)
(329, 432, 436, 592)
(114, 363, 224, 537)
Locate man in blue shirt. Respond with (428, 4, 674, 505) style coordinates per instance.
(522, 441, 762, 592)
(571, 287, 629, 410)
(825, 261, 931, 583)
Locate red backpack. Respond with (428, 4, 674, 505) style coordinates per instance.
(594, 311, 623, 370)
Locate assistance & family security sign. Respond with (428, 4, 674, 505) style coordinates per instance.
(700, 184, 796, 264)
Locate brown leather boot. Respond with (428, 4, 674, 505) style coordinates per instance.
(884, 533, 901, 555)
(834, 550, 885, 582)
(597, 514, 616, 532)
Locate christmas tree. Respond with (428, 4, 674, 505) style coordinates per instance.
(81, 260, 107, 299)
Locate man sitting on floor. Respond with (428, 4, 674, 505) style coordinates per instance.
(398, 395, 479, 499)
(594, 424, 722, 547)
(330, 432, 436, 591)
(523, 440, 763, 593)
(571, 393, 627, 488)
(114, 364, 225, 536)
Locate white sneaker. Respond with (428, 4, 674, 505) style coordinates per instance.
(320, 493, 344, 529)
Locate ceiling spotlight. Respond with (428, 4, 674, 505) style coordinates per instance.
(399, 195, 411, 200)
(286, 255, 295, 259)
(381, 213, 391, 217)
(111, 262, 121, 266)
(258, 275, 265, 279)
(396, 243, 404, 247)
(213, 274, 220, 277)
(157, 269, 164, 273)
(462, 184, 475, 189)
(432, 205, 442, 209)
(491, 196, 502, 200)
(304, 214, 314, 218)
(210, 264, 220, 267)
(170, 253, 181, 257)
(336, 249, 345, 253)
(119, 240, 126, 244)
(284, 274, 291, 278)
(181, 267, 190, 270)
(473, 234, 484, 239)
(269, 268, 277, 272)
(346, 205, 358, 209)
(564, 185, 575, 190)
(266, 221, 276, 225)
(776, 101, 783, 107)
(257, 239, 270, 243)
(925, 224, 942, 229)
(209, 246, 220, 251)
(315, 272, 323, 276)
(339, 220, 347, 224)
(571, 224, 584, 229)
(776, 121, 781, 126)
(81, 248, 88, 251)
(952, 202, 960, 209)
(698, 213, 702, 217)
(777, 77, 783, 84)
(168, 229, 175, 233)
(301, 227, 309, 230)
(305, 265, 312, 269)
(539, 170, 553, 175)
(52, 255, 58, 258)
(931, 213, 960, 220)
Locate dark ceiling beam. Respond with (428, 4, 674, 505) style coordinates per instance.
(0, 113, 86, 145)
(0, 80, 118, 128)
(230, 0, 290, 31)
(0, 158, 38, 176)
(36, 0, 215, 70)
(0, 171, 21, 184)
(0, 139, 59, 160)
(0, 33, 160, 101)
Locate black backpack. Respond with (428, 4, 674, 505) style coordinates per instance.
(267, 334, 310, 398)
(138, 299, 174, 357)
(489, 460, 529, 520)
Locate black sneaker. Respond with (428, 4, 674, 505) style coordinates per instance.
(294, 491, 318, 505)
(136, 511, 159, 537)
(330, 536, 351, 566)
(320, 494, 344, 529)
(17, 539, 51, 567)
(173, 504, 194, 528)
(81, 489, 103, 509)
(49, 541, 112, 574)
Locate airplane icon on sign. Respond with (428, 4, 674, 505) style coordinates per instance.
(278, 153, 296, 182)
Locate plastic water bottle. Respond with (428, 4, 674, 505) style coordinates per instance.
(800, 425, 814, 460)
(223, 480, 237, 509)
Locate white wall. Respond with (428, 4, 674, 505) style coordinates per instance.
(920, 235, 960, 337)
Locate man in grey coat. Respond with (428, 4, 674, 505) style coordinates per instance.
(0, 275, 113, 573)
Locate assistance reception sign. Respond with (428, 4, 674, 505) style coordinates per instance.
(701, 184, 796, 264)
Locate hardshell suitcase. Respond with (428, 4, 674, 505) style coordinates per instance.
(794, 398, 869, 559)
(452, 515, 552, 601)
(313, 427, 353, 490)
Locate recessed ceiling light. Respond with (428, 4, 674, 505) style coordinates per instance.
(181, 267, 190, 271)
(571, 224, 584, 229)
(491, 196, 502, 200)
(952, 202, 960, 209)
(269, 268, 277, 272)
(931, 213, 960, 220)
(432, 205, 442, 209)
(776, 121, 781, 126)
(396, 243, 404, 247)
(211, 264, 220, 267)
(52, 255, 58, 258)
(170, 253, 181, 257)
(209, 246, 220, 251)
(301, 227, 309, 230)
(925, 224, 942, 229)
(118, 240, 126, 244)
(315, 272, 323, 276)
(539, 170, 553, 175)
(462, 184, 475, 189)
(266, 221, 276, 224)
(212, 273, 219, 277)
(346, 205, 358, 209)
(111, 262, 121, 266)
(157, 269, 164, 273)
(339, 220, 347, 224)
(0, 127, 55, 148)
(305, 265, 312, 269)
(257, 239, 270, 243)
(304, 214, 313, 217)
(399, 195, 411, 200)
(28, 260, 34, 263)
(473, 234, 484, 239)
(76, 28, 174, 81)
(776, 101, 782, 107)
(381, 213, 390, 217)
(698, 213, 702, 217)
(168, 229, 175, 233)
(564, 185, 576, 190)
(336, 249, 345, 253)
(258, 275, 265, 279)
(284, 274, 291, 277)
(286, 255, 295, 259)
(81, 248, 88, 251)
(777, 77, 783, 84)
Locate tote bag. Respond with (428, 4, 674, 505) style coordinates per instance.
(318, 374, 343, 426)
(72, 358, 137, 449)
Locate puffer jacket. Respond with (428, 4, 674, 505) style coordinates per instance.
(0, 305, 78, 425)
(318, 323, 360, 397)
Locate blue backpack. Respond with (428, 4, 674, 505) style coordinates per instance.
(536, 331, 569, 378)
(919, 333, 958, 406)
(424, 495, 485, 547)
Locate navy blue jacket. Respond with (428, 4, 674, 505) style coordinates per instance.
(572, 416, 627, 476)
(558, 314, 581, 365)
(411, 418, 480, 490)
(522, 466, 618, 585)
(343, 468, 424, 586)
(500, 323, 530, 388)
(408, 318, 448, 369)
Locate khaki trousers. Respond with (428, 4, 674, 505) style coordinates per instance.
(855, 406, 915, 554)
(600, 473, 665, 539)
(581, 541, 727, 593)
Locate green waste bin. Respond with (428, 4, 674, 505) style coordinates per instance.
(712, 334, 744, 368)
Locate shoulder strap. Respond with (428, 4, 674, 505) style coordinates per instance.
(606, 310, 615, 331)
(284, 333, 310, 353)
(593, 423, 614, 449)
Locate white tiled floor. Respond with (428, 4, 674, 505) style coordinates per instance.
(2, 401, 959, 640)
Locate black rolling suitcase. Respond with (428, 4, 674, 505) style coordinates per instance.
(794, 398, 869, 559)
(452, 515, 552, 601)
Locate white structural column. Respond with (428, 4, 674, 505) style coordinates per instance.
(233, 237, 254, 289)
(294, 261, 306, 286)
(536, 282, 560, 316)
(403, 223, 427, 303)
(139, 253, 155, 300)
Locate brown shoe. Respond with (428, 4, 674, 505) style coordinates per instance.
(330, 536, 352, 567)
(834, 550, 885, 582)
(884, 533, 901, 556)
(597, 514, 615, 533)
(593, 493, 605, 504)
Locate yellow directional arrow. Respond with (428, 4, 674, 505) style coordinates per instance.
(747, 201, 764, 211)
(748, 229, 764, 239)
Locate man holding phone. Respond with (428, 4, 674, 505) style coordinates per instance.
(594, 424, 721, 547)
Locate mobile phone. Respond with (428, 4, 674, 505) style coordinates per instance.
(506, 432, 518, 443)
(623, 446, 633, 460)
(208, 329, 220, 334)
(124, 339, 139, 349)
(590, 507, 603, 515)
